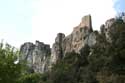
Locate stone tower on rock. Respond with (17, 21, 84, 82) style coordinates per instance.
(51, 15, 94, 64)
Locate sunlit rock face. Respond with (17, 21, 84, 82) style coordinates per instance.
(20, 15, 100, 72)
(50, 15, 97, 64)
(20, 41, 51, 73)
(19, 14, 125, 83)
(20, 15, 103, 72)
(63, 15, 93, 53)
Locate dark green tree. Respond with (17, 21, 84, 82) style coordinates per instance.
(0, 43, 24, 83)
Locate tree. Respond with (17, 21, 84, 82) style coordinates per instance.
(49, 51, 79, 83)
(0, 43, 24, 83)
(18, 73, 41, 83)
(116, 12, 125, 21)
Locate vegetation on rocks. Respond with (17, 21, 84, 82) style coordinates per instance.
(0, 14, 125, 83)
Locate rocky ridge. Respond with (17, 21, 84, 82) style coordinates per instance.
(20, 14, 123, 73)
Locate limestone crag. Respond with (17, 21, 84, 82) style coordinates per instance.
(50, 15, 122, 64)
(51, 33, 65, 64)
(20, 41, 51, 73)
(51, 15, 96, 64)
(19, 14, 125, 82)
(64, 15, 93, 53)
(20, 15, 117, 73)
(20, 42, 34, 65)
(102, 18, 117, 43)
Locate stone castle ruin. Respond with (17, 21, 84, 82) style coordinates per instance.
(20, 15, 96, 73)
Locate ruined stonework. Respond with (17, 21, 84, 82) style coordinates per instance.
(19, 14, 125, 83)
(64, 15, 93, 53)
(50, 15, 96, 64)
(78, 14, 93, 31)
(20, 41, 51, 73)
(20, 15, 96, 71)
(20, 15, 100, 72)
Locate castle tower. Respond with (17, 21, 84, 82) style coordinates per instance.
(80, 14, 93, 31)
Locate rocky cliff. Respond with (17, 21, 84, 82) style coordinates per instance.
(20, 14, 125, 83)
(50, 15, 96, 64)
(20, 15, 101, 73)
(20, 14, 124, 73)
(20, 41, 51, 73)
(20, 15, 95, 73)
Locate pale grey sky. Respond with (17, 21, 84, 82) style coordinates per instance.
(0, 0, 124, 48)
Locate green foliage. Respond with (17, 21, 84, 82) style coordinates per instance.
(0, 43, 24, 83)
(88, 20, 125, 74)
(18, 73, 41, 83)
(116, 12, 125, 21)
(0, 42, 42, 83)
(108, 21, 125, 73)
(49, 52, 79, 83)
(0, 17, 125, 83)
(40, 51, 98, 83)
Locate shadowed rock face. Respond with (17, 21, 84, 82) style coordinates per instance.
(50, 33, 65, 64)
(20, 41, 51, 73)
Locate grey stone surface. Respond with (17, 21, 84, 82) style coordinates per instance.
(84, 31, 99, 47)
(50, 15, 94, 64)
(20, 41, 51, 73)
(20, 15, 117, 73)
(63, 15, 93, 54)
(50, 33, 65, 64)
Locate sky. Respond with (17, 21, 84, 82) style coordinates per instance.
(0, 0, 124, 48)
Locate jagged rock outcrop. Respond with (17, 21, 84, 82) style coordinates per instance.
(94, 18, 121, 44)
(50, 33, 65, 64)
(20, 41, 51, 73)
(51, 15, 97, 64)
(20, 15, 97, 72)
(19, 14, 125, 83)
(20, 15, 120, 73)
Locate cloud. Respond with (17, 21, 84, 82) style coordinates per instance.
(32, 0, 116, 46)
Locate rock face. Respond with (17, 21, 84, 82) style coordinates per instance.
(19, 14, 125, 83)
(51, 15, 96, 64)
(20, 15, 106, 72)
(20, 41, 51, 73)
(50, 33, 65, 64)
(64, 15, 93, 53)
(101, 18, 119, 43)
(20, 15, 96, 72)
